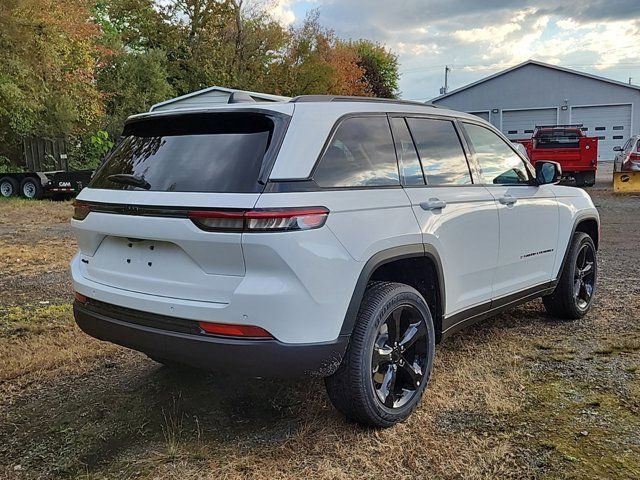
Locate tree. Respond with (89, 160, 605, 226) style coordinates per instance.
(0, 0, 103, 162)
(97, 49, 174, 136)
(353, 40, 400, 98)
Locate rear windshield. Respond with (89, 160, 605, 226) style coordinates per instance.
(90, 112, 284, 193)
(535, 129, 581, 149)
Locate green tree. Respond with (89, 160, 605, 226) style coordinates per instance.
(98, 49, 174, 136)
(353, 40, 400, 98)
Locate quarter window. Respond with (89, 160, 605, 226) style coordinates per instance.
(314, 116, 399, 188)
(406, 118, 472, 185)
(463, 123, 530, 185)
(390, 117, 424, 186)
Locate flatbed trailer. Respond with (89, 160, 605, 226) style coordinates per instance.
(0, 169, 93, 200)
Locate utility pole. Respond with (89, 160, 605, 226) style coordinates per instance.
(439, 65, 451, 95)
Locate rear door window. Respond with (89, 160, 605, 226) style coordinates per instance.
(313, 116, 399, 188)
(406, 118, 472, 186)
(90, 112, 284, 193)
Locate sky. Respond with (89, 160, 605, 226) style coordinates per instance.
(265, 0, 640, 101)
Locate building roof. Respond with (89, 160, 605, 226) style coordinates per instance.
(430, 59, 640, 103)
(149, 86, 290, 111)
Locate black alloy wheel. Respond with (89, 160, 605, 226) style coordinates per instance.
(543, 232, 597, 319)
(574, 242, 596, 310)
(372, 304, 428, 409)
(325, 282, 435, 427)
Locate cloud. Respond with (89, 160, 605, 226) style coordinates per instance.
(297, 0, 640, 99)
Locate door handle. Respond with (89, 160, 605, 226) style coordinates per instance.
(420, 198, 447, 211)
(498, 195, 518, 206)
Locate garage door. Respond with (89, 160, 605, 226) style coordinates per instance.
(502, 108, 557, 140)
(570, 104, 632, 161)
(468, 111, 490, 122)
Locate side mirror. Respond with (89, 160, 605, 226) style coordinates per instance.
(536, 161, 562, 185)
(613, 146, 623, 152)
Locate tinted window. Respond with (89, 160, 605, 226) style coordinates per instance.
(390, 117, 424, 186)
(90, 112, 280, 193)
(314, 116, 399, 188)
(463, 123, 530, 185)
(406, 118, 472, 185)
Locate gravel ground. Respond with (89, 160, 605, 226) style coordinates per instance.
(0, 187, 638, 480)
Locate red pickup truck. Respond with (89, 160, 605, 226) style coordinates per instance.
(516, 125, 598, 187)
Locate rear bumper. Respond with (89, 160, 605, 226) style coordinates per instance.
(74, 300, 349, 378)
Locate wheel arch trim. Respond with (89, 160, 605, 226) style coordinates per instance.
(339, 244, 445, 337)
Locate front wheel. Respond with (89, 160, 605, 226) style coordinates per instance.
(325, 282, 435, 428)
(543, 232, 597, 319)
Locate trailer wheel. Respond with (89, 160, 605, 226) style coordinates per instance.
(20, 177, 43, 200)
(0, 176, 18, 198)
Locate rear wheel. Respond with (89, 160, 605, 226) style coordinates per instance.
(0, 176, 18, 197)
(20, 177, 43, 199)
(325, 282, 435, 428)
(543, 232, 597, 319)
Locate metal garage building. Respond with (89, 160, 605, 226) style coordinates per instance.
(431, 60, 640, 160)
(150, 86, 289, 112)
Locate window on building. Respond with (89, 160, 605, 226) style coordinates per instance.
(406, 118, 472, 186)
(508, 130, 518, 134)
(595, 126, 606, 131)
(613, 126, 624, 130)
(314, 116, 399, 188)
(463, 123, 530, 185)
(613, 135, 623, 140)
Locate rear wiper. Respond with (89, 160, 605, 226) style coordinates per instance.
(107, 174, 151, 190)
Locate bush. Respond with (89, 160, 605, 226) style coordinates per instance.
(0, 156, 24, 174)
(68, 130, 114, 171)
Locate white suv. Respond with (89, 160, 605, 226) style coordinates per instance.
(71, 96, 599, 427)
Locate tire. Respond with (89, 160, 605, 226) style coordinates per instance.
(20, 177, 43, 199)
(325, 281, 436, 428)
(543, 232, 597, 319)
(0, 176, 18, 198)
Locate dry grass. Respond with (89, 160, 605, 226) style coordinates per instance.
(1, 190, 639, 480)
(0, 238, 75, 275)
(0, 197, 73, 226)
(0, 304, 117, 385)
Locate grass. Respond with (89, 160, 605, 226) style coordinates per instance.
(1, 190, 639, 480)
(0, 238, 75, 275)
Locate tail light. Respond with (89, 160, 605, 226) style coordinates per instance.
(198, 321, 273, 338)
(629, 153, 640, 161)
(72, 200, 91, 220)
(188, 207, 329, 232)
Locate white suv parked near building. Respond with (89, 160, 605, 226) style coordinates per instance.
(71, 96, 599, 427)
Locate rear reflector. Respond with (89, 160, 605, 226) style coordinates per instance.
(74, 292, 88, 303)
(198, 321, 273, 338)
(188, 207, 329, 232)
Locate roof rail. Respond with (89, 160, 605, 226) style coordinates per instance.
(289, 95, 436, 108)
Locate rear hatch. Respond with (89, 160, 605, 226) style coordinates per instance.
(73, 106, 292, 303)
